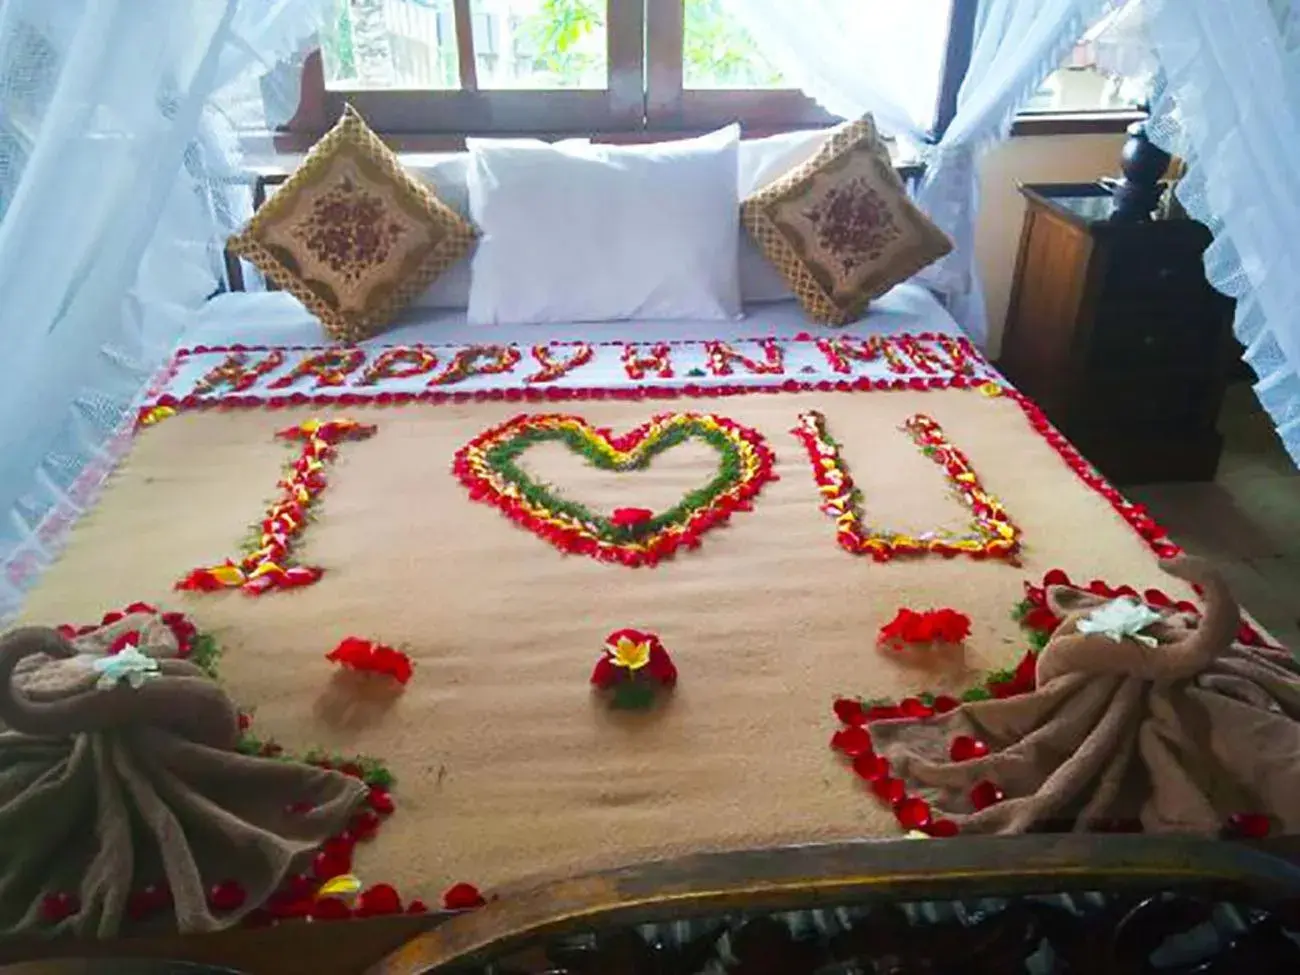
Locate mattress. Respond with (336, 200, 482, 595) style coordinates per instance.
(16, 283, 1266, 943)
(186, 282, 966, 349)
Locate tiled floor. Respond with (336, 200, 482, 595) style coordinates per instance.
(1127, 383, 1300, 648)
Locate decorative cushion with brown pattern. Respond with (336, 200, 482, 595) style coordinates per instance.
(741, 116, 952, 325)
(228, 105, 476, 342)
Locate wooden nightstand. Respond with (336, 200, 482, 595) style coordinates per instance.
(999, 182, 1236, 485)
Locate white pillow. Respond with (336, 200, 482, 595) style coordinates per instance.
(736, 128, 833, 304)
(406, 140, 591, 310)
(466, 125, 742, 325)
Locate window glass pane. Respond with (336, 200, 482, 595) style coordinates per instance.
(321, 0, 460, 89)
(472, 0, 607, 90)
(682, 0, 952, 133)
(683, 0, 784, 89)
(1023, 0, 1147, 113)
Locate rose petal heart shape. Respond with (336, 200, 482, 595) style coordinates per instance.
(453, 412, 776, 567)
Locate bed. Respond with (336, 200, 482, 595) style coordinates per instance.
(6, 126, 1300, 971)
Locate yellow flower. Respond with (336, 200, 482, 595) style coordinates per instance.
(139, 405, 176, 427)
(978, 382, 1004, 398)
(610, 635, 652, 670)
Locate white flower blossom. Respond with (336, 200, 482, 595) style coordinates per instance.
(92, 643, 161, 690)
(1076, 597, 1162, 647)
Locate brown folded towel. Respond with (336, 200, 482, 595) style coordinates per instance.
(871, 556, 1300, 834)
(0, 612, 367, 936)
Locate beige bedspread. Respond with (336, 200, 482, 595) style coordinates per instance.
(18, 389, 1184, 898)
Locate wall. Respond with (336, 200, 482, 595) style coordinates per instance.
(975, 132, 1126, 357)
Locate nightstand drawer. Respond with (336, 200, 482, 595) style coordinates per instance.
(1101, 231, 1214, 299)
(1088, 299, 1229, 374)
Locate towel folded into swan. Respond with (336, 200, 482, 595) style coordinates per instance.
(872, 556, 1300, 834)
(0, 612, 366, 937)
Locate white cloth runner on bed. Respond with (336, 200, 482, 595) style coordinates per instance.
(160, 285, 988, 401)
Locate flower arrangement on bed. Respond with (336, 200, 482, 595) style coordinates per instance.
(5, 103, 1300, 971)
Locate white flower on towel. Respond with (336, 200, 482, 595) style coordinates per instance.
(92, 643, 161, 690)
(1076, 597, 1162, 647)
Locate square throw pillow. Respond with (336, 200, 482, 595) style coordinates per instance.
(741, 115, 952, 325)
(228, 105, 476, 341)
(465, 126, 741, 325)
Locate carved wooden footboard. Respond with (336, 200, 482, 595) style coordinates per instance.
(4, 836, 1300, 975)
(372, 835, 1300, 974)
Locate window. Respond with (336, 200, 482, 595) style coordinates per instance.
(302, 0, 860, 139)
(1020, 0, 1148, 116)
(299, 0, 1138, 145)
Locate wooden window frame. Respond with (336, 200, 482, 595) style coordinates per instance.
(285, 0, 644, 146)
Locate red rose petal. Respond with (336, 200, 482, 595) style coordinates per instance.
(312, 850, 352, 881)
(949, 736, 990, 762)
(310, 897, 353, 921)
(41, 892, 79, 923)
(356, 883, 403, 917)
(1225, 812, 1271, 839)
(830, 725, 873, 757)
(894, 796, 932, 830)
(350, 810, 381, 841)
(899, 697, 935, 719)
(208, 880, 246, 912)
(932, 695, 959, 714)
(851, 753, 890, 782)
(925, 818, 960, 837)
(970, 780, 1005, 811)
(442, 882, 486, 911)
(368, 788, 395, 815)
(833, 698, 867, 726)
(871, 776, 906, 804)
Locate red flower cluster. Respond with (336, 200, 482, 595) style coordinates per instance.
(193, 350, 286, 395)
(358, 346, 440, 385)
(430, 344, 521, 386)
(878, 607, 972, 650)
(622, 342, 674, 380)
(704, 339, 785, 376)
(453, 412, 776, 568)
(327, 636, 414, 685)
(610, 507, 654, 529)
(526, 342, 594, 384)
(268, 349, 366, 390)
(591, 628, 677, 708)
(175, 418, 375, 596)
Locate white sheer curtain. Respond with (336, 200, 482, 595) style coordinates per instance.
(1135, 0, 1300, 466)
(0, 0, 327, 617)
(721, 0, 1112, 347)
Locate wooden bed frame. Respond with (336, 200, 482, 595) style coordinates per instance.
(4, 835, 1300, 974)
